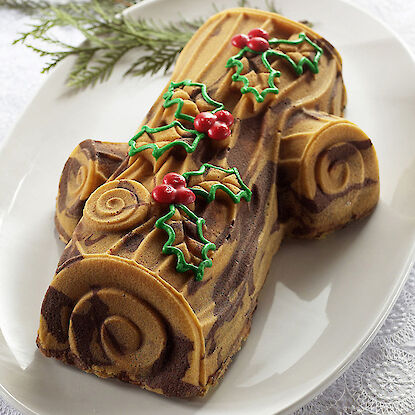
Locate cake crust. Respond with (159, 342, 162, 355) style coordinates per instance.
(38, 7, 379, 398)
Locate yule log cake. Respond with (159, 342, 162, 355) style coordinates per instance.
(38, 8, 379, 398)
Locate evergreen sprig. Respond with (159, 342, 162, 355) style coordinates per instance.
(1, 0, 311, 89)
(1, 0, 55, 13)
(6, 0, 202, 88)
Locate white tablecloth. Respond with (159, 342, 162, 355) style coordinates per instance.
(1, 1, 415, 414)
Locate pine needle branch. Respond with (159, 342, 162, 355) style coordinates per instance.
(0, 0, 51, 13)
(2, 0, 313, 89)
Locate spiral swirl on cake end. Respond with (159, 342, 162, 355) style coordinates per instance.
(298, 122, 375, 204)
(56, 140, 128, 242)
(37, 256, 204, 397)
(83, 180, 151, 232)
(312, 141, 365, 200)
(278, 117, 379, 237)
(68, 287, 167, 374)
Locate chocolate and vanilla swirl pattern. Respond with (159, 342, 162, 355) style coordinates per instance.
(38, 256, 204, 397)
(56, 140, 128, 242)
(315, 142, 365, 196)
(278, 113, 379, 238)
(69, 287, 167, 373)
(39, 8, 379, 399)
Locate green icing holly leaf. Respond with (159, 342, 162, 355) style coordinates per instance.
(156, 204, 216, 281)
(128, 121, 204, 159)
(226, 32, 323, 103)
(129, 79, 226, 158)
(183, 163, 252, 203)
(162, 79, 225, 121)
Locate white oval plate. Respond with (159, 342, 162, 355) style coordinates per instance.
(1, 0, 415, 414)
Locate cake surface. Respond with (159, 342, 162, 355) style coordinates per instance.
(38, 8, 379, 398)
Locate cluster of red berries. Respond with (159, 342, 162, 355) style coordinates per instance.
(152, 173, 196, 205)
(193, 110, 234, 141)
(231, 27, 270, 52)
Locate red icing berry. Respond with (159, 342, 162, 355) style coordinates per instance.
(175, 187, 196, 205)
(163, 172, 186, 189)
(231, 33, 249, 48)
(247, 37, 269, 52)
(208, 121, 231, 140)
(154, 173, 196, 205)
(215, 110, 234, 127)
(194, 112, 217, 133)
(248, 28, 269, 40)
(152, 184, 176, 204)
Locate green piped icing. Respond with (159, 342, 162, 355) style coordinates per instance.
(127, 79, 253, 281)
(128, 79, 224, 158)
(128, 121, 204, 159)
(155, 203, 216, 281)
(183, 163, 252, 203)
(162, 79, 225, 120)
(226, 32, 323, 103)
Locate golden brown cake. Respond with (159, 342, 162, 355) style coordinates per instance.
(56, 140, 129, 243)
(38, 8, 379, 398)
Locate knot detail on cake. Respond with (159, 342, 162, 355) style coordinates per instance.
(55, 140, 128, 242)
(315, 142, 365, 196)
(38, 255, 205, 396)
(83, 179, 151, 231)
(69, 287, 166, 373)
